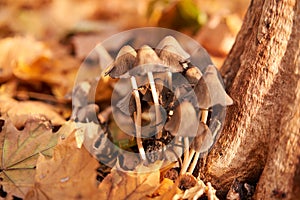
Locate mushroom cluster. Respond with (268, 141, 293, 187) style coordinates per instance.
(105, 36, 233, 173)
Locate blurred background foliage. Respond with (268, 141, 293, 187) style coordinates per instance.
(0, 0, 249, 106)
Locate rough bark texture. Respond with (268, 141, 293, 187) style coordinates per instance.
(200, 0, 300, 199)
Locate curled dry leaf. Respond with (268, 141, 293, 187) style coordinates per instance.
(0, 117, 66, 198)
(0, 96, 65, 129)
(25, 131, 100, 200)
(98, 161, 162, 200)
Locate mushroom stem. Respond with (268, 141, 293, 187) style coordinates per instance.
(130, 76, 146, 161)
(201, 109, 209, 123)
(187, 109, 209, 173)
(188, 151, 200, 173)
(180, 137, 190, 174)
(167, 71, 172, 89)
(185, 148, 196, 171)
(147, 72, 163, 139)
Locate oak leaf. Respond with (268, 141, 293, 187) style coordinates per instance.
(0, 117, 63, 198)
(25, 131, 100, 200)
(98, 162, 162, 200)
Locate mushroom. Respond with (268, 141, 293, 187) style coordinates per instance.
(104, 45, 136, 78)
(164, 100, 199, 174)
(159, 45, 188, 72)
(156, 36, 191, 88)
(156, 36, 190, 62)
(201, 65, 233, 107)
(134, 45, 165, 139)
(186, 122, 215, 174)
(105, 45, 146, 161)
(180, 65, 233, 174)
(195, 65, 233, 121)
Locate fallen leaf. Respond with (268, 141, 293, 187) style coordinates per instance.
(151, 178, 175, 197)
(0, 116, 64, 198)
(0, 36, 52, 83)
(0, 96, 65, 128)
(25, 131, 100, 200)
(98, 162, 162, 200)
(0, 36, 80, 100)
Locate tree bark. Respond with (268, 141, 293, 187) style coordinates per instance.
(200, 0, 300, 199)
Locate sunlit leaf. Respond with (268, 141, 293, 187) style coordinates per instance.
(98, 162, 162, 200)
(0, 117, 63, 198)
(25, 132, 100, 200)
(0, 96, 65, 129)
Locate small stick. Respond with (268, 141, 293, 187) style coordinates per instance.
(130, 76, 146, 160)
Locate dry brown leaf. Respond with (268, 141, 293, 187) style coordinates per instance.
(151, 178, 175, 197)
(0, 36, 79, 100)
(25, 131, 100, 200)
(0, 116, 65, 198)
(0, 96, 65, 128)
(0, 36, 51, 82)
(98, 162, 162, 200)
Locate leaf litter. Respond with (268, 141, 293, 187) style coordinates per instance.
(0, 0, 249, 198)
(0, 116, 66, 198)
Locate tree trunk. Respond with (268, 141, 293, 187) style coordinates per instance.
(200, 0, 300, 199)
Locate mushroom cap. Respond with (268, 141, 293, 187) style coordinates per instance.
(117, 45, 168, 78)
(194, 77, 211, 109)
(190, 122, 214, 153)
(203, 65, 233, 107)
(185, 66, 202, 85)
(195, 65, 233, 108)
(156, 36, 190, 60)
(136, 45, 161, 65)
(104, 45, 137, 78)
(164, 101, 198, 137)
(158, 45, 187, 72)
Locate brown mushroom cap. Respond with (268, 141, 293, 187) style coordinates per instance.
(156, 36, 190, 60)
(158, 45, 187, 72)
(136, 45, 161, 65)
(195, 65, 233, 108)
(185, 66, 202, 85)
(104, 45, 137, 78)
(119, 45, 169, 78)
(203, 65, 233, 107)
(164, 101, 198, 137)
(194, 77, 211, 109)
(190, 122, 214, 153)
